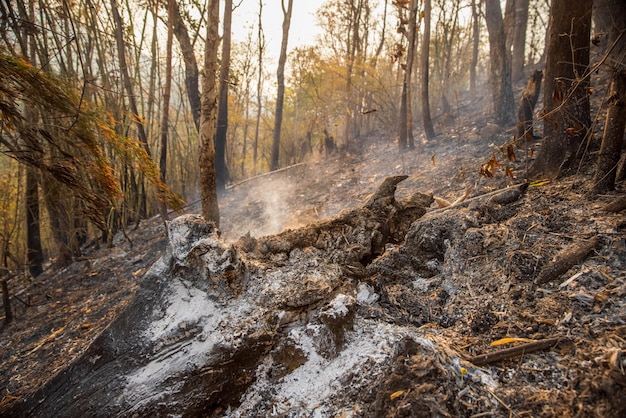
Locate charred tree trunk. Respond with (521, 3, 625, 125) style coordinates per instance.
(270, 0, 293, 171)
(215, 0, 232, 190)
(421, 0, 436, 139)
(511, 0, 529, 82)
(484, 0, 515, 126)
(593, 71, 626, 192)
(515, 70, 543, 142)
(592, 0, 626, 191)
(25, 163, 43, 277)
(253, 0, 265, 170)
(399, 0, 418, 151)
(470, 0, 480, 99)
(159, 0, 175, 223)
(110, 0, 151, 159)
(531, 0, 592, 179)
(1, 278, 11, 324)
(172, 0, 201, 132)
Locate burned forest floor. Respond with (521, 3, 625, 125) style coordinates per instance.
(1, 94, 626, 417)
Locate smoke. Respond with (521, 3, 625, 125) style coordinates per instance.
(221, 175, 296, 241)
(256, 176, 295, 236)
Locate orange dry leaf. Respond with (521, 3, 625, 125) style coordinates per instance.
(506, 144, 516, 161)
(390, 390, 406, 400)
(490, 337, 537, 347)
(505, 166, 516, 180)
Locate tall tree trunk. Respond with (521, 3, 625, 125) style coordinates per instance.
(470, 0, 480, 98)
(26, 166, 43, 277)
(593, 71, 626, 192)
(511, 0, 529, 82)
(343, 0, 362, 149)
(421, 0, 436, 139)
(253, 0, 265, 171)
(270, 0, 293, 171)
(172, 0, 201, 131)
(111, 0, 152, 158)
(531, 0, 592, 179)
(159, 0, 175, 223)
(199, 0, 220, 225)
(42, 177, 74, 268)
(111, 0, 151, 220)
(484, 0, 515, 126)
(593, 0, 626, 192)
(215, 0, 232, 189)
(22, 0, 43, 277)
(399, 0, 418, 150)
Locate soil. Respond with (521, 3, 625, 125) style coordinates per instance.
(1, 90, 625, 416)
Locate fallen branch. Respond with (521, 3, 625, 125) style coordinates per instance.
(429, 182, 529, 213)
(226, 162, 308, 190)
(468, 336, 572, 366)
(535, 236, 599, 285)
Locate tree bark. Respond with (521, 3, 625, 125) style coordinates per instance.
(159, 0, 175, 223)
(215, 0, 232, 189)
(593, 71, 626, 192)
(110, 0, 152, 159)
(469, 0, 480, 99)
(531, 0, 592, 179)
(592, 0, 626, 191)
(511, 0, 529, 82)
(25, 166, 43, 277)
(23, 8, 44, 277)
(515, 70, 543, 142)
(172, 0, 201, 131)
(199, 0, 220, 226)
(399, 0, 418, 151)
(484, 0, 515, 126)
(421, 0, 436, 139)
(253, 0, 264, 170)
(270, 0, 293, 171)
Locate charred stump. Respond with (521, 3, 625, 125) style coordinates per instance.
(515, 70, 543, 142)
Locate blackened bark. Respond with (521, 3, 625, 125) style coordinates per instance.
(515, 70, 543, 141)
(511, 0, 529, 81)
(270, 0, 293, 171)
(399, 0, 418, 151)
(26, 167, 43, 277)
(215, 0, 232, 190)
(484, 0, 515, 126)
(172, 1, 201, 132)
(593, 71, 626, 192)
(531, 0, 592, 179)
(470, 0, 480, 98)
(421, 0, 435, 139)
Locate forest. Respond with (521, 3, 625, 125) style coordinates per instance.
(1, 0, 625, 416)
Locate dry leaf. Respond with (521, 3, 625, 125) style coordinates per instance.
(390, 390, 406, 400)
(490, 337, 537, 346)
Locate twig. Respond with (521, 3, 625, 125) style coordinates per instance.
(469, 336, 572, 366)
(429, 183, 528, 213)
(226, 162, 308, 190)
(486, 388, 515, 417)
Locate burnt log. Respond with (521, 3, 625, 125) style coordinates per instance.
(4, 177, 438, 417)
